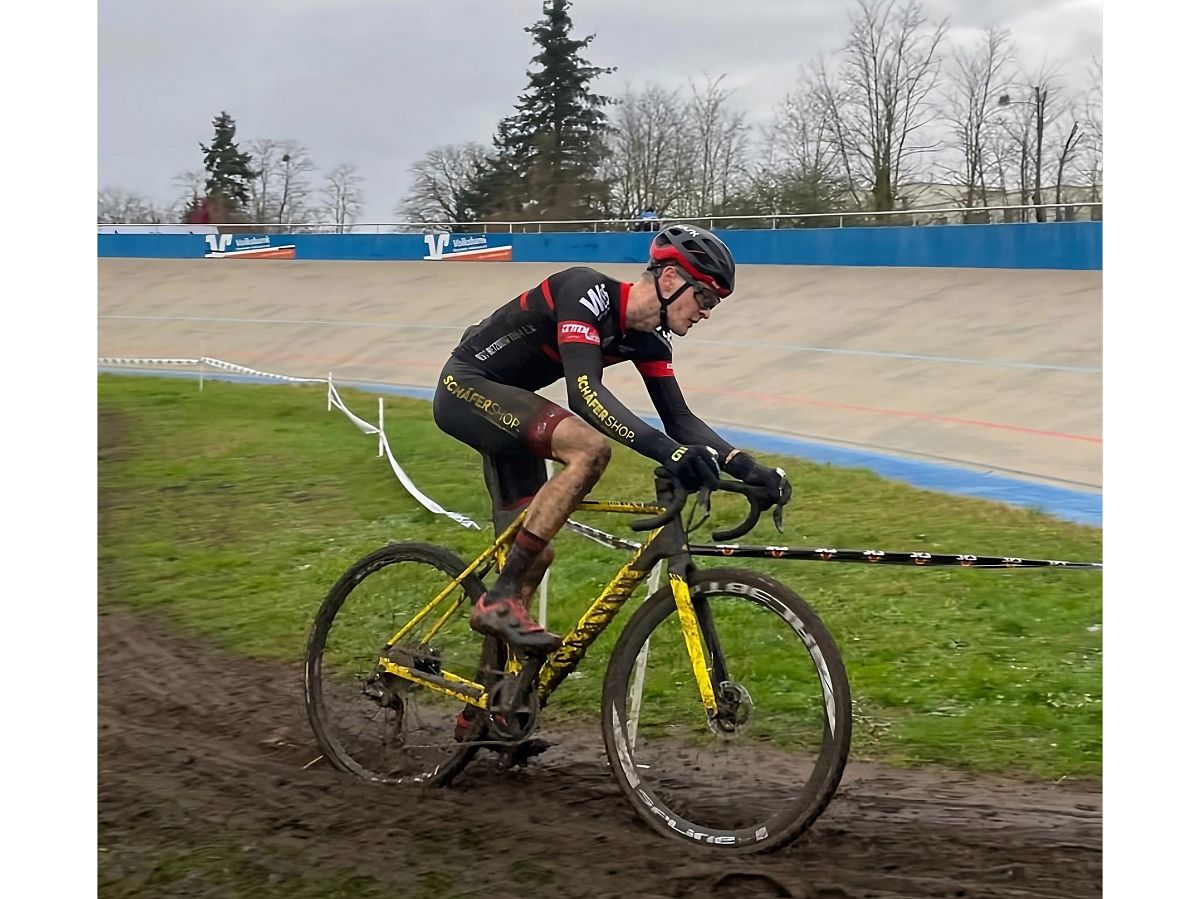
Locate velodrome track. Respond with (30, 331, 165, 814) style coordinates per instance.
(98, 257, 1102, 896)
(99, 258, 1102, 519)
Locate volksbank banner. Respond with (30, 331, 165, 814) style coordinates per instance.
(204, 233, 296, 259)
(422, 231, 513, 261)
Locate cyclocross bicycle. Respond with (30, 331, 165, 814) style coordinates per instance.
(303, 473, 1100, 852)
(305, 474, 854, 852)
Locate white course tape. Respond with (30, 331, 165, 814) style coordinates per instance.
(327, 382, 382, 435)
(198, 356, 326, 384)
(99, 355, 480, 530)
(378, 418, 480, 530)
(98, 357, 203, 367)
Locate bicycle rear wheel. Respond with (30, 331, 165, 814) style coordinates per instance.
(304, 542, 502, 785)
(601, 568, 851, 852)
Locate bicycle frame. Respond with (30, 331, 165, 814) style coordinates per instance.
(366, 481, 1100, 718)
(371, 495, 720, 716)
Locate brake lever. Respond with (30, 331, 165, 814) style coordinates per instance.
(773, 503, 785, 533)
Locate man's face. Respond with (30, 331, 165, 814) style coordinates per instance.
(665, 267, 720, 336)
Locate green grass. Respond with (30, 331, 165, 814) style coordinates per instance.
(98, 374, 1102, 779)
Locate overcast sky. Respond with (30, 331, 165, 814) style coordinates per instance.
(98, 0, 1101, 222)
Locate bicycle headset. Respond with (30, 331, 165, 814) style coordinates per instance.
(646, 224, 736, 333)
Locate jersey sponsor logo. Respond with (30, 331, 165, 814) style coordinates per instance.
(634, 360, 674, 378)
(578, 283, 611, 318)
(558, 321, 600, 345)
(574, 374, 636, 442)
(473, 324, 537, 362)
(441, 374, 521, 430)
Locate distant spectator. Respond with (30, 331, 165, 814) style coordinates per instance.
(637, 207, 659, 231)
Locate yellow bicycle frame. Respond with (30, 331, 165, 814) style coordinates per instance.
(373, 499, 718, 716)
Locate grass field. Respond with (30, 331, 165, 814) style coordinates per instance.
(98, 374, 1102, 779)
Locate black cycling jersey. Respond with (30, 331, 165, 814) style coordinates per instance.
(446, 266, 734, 466)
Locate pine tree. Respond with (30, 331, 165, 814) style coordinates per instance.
(479, 1, 615, 220)
(199, 111, 258, 217)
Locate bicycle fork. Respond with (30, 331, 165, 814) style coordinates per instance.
(669, 571, 722, 718)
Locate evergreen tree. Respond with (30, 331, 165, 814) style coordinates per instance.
(199, 111, 258, 216)
(479, 0, 615, 220)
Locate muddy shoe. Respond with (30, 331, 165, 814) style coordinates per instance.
(470, 592, 561, 654)
(454, 708, 478, 743)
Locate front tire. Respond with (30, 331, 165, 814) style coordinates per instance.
(600, 569, 851, 852)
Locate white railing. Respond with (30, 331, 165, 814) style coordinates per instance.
(98, 202, 1102, 235)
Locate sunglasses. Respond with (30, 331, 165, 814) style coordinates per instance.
(677, 272, 722, 311)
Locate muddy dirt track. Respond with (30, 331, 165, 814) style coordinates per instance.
(99, 610, 1101, 898)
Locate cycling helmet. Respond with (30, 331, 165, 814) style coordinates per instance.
(648, 224, 735, 298)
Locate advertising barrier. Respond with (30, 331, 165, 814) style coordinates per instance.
(98, 222, 1101, 270)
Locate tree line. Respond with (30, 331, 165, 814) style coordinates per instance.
(98, 111, 365, 230)
(400, 0, 1101, 228)
(99, 0, 1102, 229)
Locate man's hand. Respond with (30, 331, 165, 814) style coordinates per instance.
(662, 444, 721, 490)
(724, 451, 792, 507)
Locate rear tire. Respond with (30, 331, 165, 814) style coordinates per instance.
(304, 542, 503, 786)
(600, 568, 851, 852)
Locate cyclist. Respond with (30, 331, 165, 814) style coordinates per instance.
(432, 224, 791, 654)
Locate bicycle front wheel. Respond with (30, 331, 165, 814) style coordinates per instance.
(304, 542, 502, 786)
(601, 569, 851, 852)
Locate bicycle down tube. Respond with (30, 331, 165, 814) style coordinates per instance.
(372, 497, 726, 717)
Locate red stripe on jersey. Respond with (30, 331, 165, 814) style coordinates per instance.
(540, 279, 554, 310)
(619, 282, 631, 332)
(519, 290, 530, 311)
(635, 360, 675, 378)
(540, 344, 561, 362)
(558, 320, 600, 345)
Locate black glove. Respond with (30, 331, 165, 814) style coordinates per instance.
(724, 451, 792, 508)
(661, 444, 721, 490)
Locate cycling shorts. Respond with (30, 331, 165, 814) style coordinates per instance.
(432, 357, 573, 514)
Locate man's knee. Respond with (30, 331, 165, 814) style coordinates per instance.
(555, 421, 611, 479)
(572, 434, 610, 481)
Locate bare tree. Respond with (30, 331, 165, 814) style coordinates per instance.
(599, 83, 694, 219)
(397, 142, 488, 225)
(937, 24, 1015, 212)
(98, 188, 167, 224)
(1051, 118, 1085, 215)
(997, 64, 1070, 221)
(319, 163, 365, 233)
(735, 71, 848, 220)
(1072, 57, 1103, 204)
(247, 139, 316, 226)
(680, 74, 751, 216)
(602, 75, 749, 220)
(817, 0, 948, 211)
